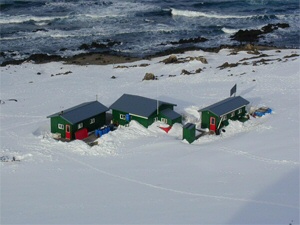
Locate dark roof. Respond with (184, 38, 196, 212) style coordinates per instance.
(199, 96, 249, 117)
(47, 101, 108, 124)
(183, 123, 195, 130)
(109, 94, 176, 118)
(160, 108, 181, 120)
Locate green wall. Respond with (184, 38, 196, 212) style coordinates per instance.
(201, 106, 247, 130)
(111, 105, 179, 128)
(50, 113, 106, 140)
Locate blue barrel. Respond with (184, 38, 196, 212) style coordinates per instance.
(126, 114, 131, 122)
(99, 130, 103, 136)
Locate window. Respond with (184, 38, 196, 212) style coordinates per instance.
(58, 124, 64, 130)
(120, 114, 126, 120)
(161, 118, 168, 124)
(154, 117, 158, 122)
(238, 109, 243, 114)
(231, 111, 235, 117)
(90, 118, 95, 124)
(222, 115, 227, 120)
(78, 123, 83, 129)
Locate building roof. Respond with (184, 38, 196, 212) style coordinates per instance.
(160, 108, 181, 120)
(183, 123, 195, 130)
(109, 94, 176, 118)
(199, 96, 249, 117)
(47, 101, 108, 124)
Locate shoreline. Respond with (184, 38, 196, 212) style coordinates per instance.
(0, 44, 295, 67)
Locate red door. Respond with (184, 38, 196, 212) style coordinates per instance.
(209, 117, 216, 132)
(66, 124, 71, 140)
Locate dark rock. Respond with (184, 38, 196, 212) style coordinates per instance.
(231, 23, 290, 44)
(111, 76, 116, 79)
(161, 55, 178, 64)
(194, 56, 208, 64)
(26, 54, 62, 64)
(91, 42, 107, 48)
(143, 73, 156, 80)
(181, 69, 192, 75)
(1, 59, 24, 67)
(79, 43, 90, 50)
(79, 40, 121, 50)
(283, 54, 299, 58)
(139, 63, 150, 67)
(32, 28, 48, 32)
(231, 29, 263, 44)
(195, 68, 203, 73)
(170, 37, 208, 45)
(218, 62, 239, 69)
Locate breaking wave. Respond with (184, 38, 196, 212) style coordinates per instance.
(0, 15, 69, 25)
(171, 8, 277, 20)
(222, 27, 240, 34)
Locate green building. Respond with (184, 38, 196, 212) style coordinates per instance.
(182, 123, 196, 144)
(109, 94, 182, 128)
(199, 96, 249, 134)
(47, 101, 108, 140)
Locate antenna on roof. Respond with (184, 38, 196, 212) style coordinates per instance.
(230, 84, 237, 97)
(156, 82, 159, 115)
(96, 94, 98, 101)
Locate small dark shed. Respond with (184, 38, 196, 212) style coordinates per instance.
(183, 123, 196, 144)
(199, 96, 249, 134)
(110, 94, 182, 128)
(47, 101, 108, 140)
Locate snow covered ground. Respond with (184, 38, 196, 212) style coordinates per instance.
(1, 48, 299, 224)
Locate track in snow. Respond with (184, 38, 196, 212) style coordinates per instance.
(55, 149, 299, 210)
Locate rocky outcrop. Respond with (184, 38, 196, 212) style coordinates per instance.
(231, 23, 290, 44)
(79, 40, 121, 50)
(162, 55, 178, 64)
(26, 54, 62, 64)
(143, 73, 157, 81)
(218, 62, 239, 69)
(170, 37, 208, 45)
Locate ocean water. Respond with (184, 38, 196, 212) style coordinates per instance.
(0, 0, 299, 62)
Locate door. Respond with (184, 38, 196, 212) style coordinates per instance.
(65, 124, 71, 140)
(209, 117, 216, 132)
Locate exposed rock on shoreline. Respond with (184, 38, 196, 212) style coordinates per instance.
(0, 43, 292, 67)
(169, 37, 208, 45)
(79, 40, 122, 50)
(231, 23, 290, 44)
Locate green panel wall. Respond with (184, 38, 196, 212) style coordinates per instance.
(201, 111, 220, 129)
(50, 116, 71, 139)
(112, 110, 130, 126)
(112, 104, 178, 128)
(50, 113, 106, 140)
(201, 106, 248, 130)
(183, 123, 196, 144)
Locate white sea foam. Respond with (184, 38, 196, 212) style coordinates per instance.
(221, 27, 240, 34)
(171, 8, 256, 19)
(0, 15, 69, 25)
